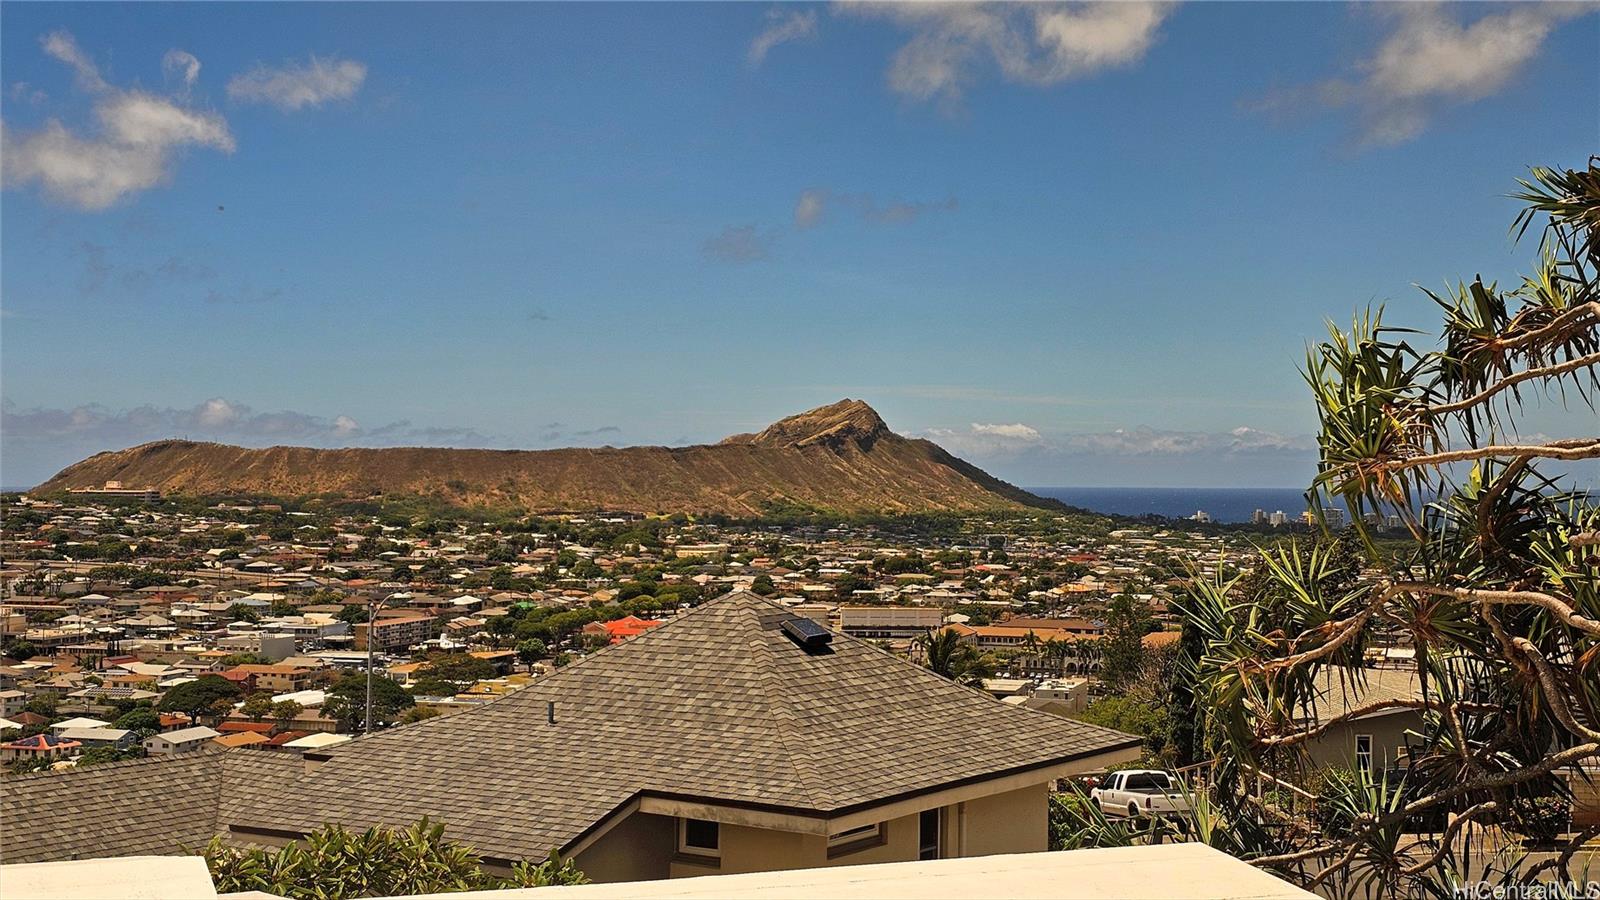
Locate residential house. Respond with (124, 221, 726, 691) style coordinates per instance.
(581, 615, 663, 644)
(0, 688, 26, 716)
(56, 727, 136, 751)
(1302, 668, 1423, 773)
(144, 726, 222, 755)
(224, 664, 316, 694)
(0, 733, 81, 763)
(212, 732, 270, 750)
(0, 592, 1140, 878)
(49, 716, 112, 734)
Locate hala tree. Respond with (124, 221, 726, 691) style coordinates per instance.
(1177, 161, 1600, 894)
(1052, 161, 1600, 896)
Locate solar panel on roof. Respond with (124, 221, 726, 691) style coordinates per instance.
(780, 617, 833, 652)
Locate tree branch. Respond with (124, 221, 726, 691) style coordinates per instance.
(1425, 350, 1600, 416)
(1247, 584, 1395, 674)
(1498, 301, 1600, 352)
(1378, 439, 1600, 472)
(1384, 582, 1600, 638)
(1259, 698, 1432, 747)
(1508, 636, 1600, 743)
(1250, 842, 1342, 869)
(1400, 800, 1499, 876)
(1258, 696, 1499, 748)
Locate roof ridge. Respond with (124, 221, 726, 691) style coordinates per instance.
(322, 593, 763, 753)
(0, 746, 223, 782)
(743, 601, 829, 809)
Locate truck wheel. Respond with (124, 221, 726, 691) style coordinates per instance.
(1129, 802, 1140, 819)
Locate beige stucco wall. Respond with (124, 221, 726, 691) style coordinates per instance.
(954, 783, 1049, 857)
(573, 812, 677, 884)
(669, 822, 818, 879)
(1304, 712, 1418, 772)
(651, 779, 1050, 880)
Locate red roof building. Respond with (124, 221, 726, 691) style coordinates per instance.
(0, 733, 81, 763)
(582, 615, 665, 644)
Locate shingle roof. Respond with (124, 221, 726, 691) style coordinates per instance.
(0, 750, 297, 864)
(1313, 667, 1423, 721)
(229, 591, 1138, 861)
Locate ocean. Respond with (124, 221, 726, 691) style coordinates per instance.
(1029, 486, 1347, 524)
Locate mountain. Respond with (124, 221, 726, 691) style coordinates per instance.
(33, 399, 1063, 516)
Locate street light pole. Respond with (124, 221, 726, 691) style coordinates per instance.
(364, 597, 377, 734)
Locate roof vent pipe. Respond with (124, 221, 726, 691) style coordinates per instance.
(547, 701, 556, 725)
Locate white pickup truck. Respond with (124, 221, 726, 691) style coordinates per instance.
(1090, 770, 1190, 818)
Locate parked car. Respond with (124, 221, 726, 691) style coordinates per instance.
(1090, 769, 1191, 818)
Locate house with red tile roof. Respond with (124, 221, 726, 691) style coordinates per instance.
(582, 614, 664, 644)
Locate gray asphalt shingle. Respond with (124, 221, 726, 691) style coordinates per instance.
(230, 592, 1139, 860)
(2, 592, 1139, 865)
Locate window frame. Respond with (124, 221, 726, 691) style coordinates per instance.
(826, 821, 886, 859)
(677, 817, 721, 859)
(918, 808, 942, 861)
(1355, 733, 1374, 773)
(827, 822, 881, 848)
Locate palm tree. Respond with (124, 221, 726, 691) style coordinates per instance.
(916, 628, 994, 688)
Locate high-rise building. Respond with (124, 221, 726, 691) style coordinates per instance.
(1269, 510, 1287, 527)
(1251, 509, 1268, 525)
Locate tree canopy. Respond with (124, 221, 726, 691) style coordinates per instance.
(158, 675, 244, 719)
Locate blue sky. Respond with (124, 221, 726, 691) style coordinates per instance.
(2, 2, 1596, 488)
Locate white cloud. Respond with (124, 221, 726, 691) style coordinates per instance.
(41, 30, 107, 93)
(749, 8, 819, 66)
(195, 397, 242, 428)
(163, 49, 201, 89)
(227, 56, 367, 111)
(9, 82, 47, 105)
(1253, 4, 1592, 147)
(2, 398, 492, 465)
(794, 189, 828, 228)
(842, 1, 1175, 106)
(790, 188, 957, 230)
(1, 32, 233, 211)
(99, 91, 232, 149)
(971, 422, 1041, 441)
(924, 422, 1313, 459)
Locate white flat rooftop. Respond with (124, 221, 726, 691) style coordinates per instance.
(0, 855, 217, 900)
(410, 844, 1315, 900)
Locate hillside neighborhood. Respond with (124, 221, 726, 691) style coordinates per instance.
(0, 490, 1244, 765)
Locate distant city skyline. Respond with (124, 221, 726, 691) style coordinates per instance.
(3, 2, 1597, 488)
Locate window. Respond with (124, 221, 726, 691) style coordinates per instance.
(918, 809, 941, 861)
(678, 818, 719, 857)
(827, 823, 880, 848)
(1355, 734, 1373, 773)
(1123, 772, 1172, 792)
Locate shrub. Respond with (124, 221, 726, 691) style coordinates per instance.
(202, 818, 586, 898)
